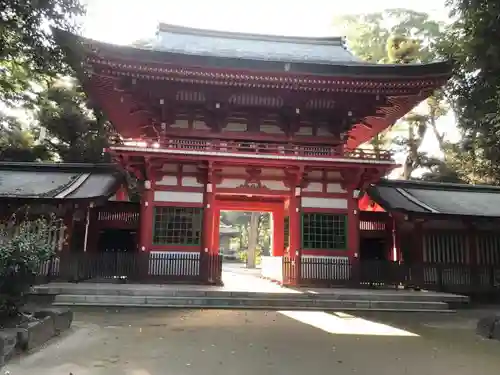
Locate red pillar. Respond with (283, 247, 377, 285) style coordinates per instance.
(212, 208, 221, 254)
(139, 185, 154, 251)
(271, 208, 284, 256)
(287, 192, 301, 285)
(202, 184, 215, 255)
(288, 194, 301, 259)
(347, 191, 360, 260)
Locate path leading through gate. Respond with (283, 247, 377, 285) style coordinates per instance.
(221, 263, 289, 293)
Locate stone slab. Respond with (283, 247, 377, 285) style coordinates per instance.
(54, 294, 451, 312)
(33, 284, 468, 304)
(34, 307, 73, 335)
(18, 316, 55, 351)
(477, 315, 500, 340)
(0, 329, 17, 367)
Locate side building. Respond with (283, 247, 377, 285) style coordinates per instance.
(360, 179, 500, 293)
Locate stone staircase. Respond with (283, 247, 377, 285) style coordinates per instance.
(32, 284, 469, 312)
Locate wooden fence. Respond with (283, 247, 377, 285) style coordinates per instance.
(281, 256, 500, 293)
(37, 252, 223, 285)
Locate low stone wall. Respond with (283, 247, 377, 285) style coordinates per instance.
(261, 256, 283, 282)
(0, 307, 73, 366)
(476, 315, 500, 341)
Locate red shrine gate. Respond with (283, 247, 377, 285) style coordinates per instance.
(54, 24, 451, 286)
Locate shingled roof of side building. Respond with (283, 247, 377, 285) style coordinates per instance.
(367, 179, 500, 219)
(0, 162, 126, 202)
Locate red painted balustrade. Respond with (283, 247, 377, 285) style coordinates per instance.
(123, 138, 394, 161)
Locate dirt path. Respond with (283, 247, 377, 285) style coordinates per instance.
(5, 307, 500, 375)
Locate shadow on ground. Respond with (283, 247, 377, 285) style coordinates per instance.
(4, 307, 500, 375)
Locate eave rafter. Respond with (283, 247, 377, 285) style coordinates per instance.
(86, 55, 448, 95)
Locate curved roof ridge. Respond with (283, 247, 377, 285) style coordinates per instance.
(157, 23, 346, 46)
(375, 178, 500, 192)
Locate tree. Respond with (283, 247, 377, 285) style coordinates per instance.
(335, 10, 452, 179)
(35, 80, 115, 163)
(440, 0, 500, 184)
(0, 113, 51, 162)
(0, 0, 85, 105)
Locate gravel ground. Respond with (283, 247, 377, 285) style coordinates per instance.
(4, 307, 500, 375)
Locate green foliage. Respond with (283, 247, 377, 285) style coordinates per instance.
(335, 9, 444, 64)
(35, 80, 116, 163)
(335, 9, 453, 180)
(440, 0, 500, 184)
(0, 113, 52, 161)
(0, 217, 63, 317)
(0, 0, 85, 105)
(386, 35, 420, 64)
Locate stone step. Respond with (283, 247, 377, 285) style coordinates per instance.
(34, 286, 468, 304)
(53, 294, 452, 312)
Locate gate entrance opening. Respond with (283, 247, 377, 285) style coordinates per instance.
(210, 196, 286, 285)
(219, 210, 271, 268)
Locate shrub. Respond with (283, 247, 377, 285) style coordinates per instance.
(0, 217, 63, 320)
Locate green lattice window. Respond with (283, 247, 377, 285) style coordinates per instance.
(284, 216, 290, 248)
(302, 213, 347, 250)
(153, 207, 203, 245)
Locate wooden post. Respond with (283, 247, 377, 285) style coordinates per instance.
(139, 183, 154, 252)
(202, 183, 215, 254)
(347, 191, 360, 260)
(467, 222, 479, 291)
(288, 191, 301, 285)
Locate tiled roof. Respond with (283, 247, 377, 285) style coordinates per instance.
(0, 163, 125, 200)
(154, 23, 362, 65)
(368, 179, 500, 218)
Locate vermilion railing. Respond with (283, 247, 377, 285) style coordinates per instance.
(122, 138, 394, 161)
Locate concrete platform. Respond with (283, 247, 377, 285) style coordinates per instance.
(32, 280, 468, 313)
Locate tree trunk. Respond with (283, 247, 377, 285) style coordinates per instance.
(247, 212, 259, 268)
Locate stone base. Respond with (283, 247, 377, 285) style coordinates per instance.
(476, 315, 500, 340)
(34, 307, 73, 335)
(0, 330, 18, 367)
(0, 307, 73, 366)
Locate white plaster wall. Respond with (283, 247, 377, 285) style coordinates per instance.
(326, 183, 346, 193)
(301, 197, 347, 209)
(224, 122, 247, 132)
(297, 126, 313, 136)
(182, 176, 203, 187)
(170, 120, 189, 129)
(317, 128, 333, 136)
(260, 124, 284, 134)
(303, 182, 323, 192)
(154, 191, 203, 203)
(193, 120, 210, 130)
(217, 178, 246, 188)
(156, 176, 177, 186)
(262, 180, 289, 191)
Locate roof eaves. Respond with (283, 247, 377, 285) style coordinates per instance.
(375, 178, 500, 193)
(395, 187, 439, 213)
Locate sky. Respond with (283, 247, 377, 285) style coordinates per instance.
(83, 0, 449, 44)
(81, 0, 454, 159)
